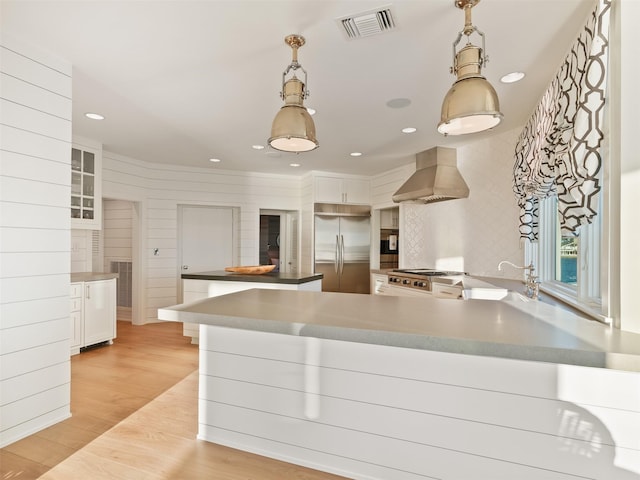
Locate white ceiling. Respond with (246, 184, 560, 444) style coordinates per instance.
(1, 0, 594, 176)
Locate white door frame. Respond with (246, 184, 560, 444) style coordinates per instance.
(102, 198, 145, 325)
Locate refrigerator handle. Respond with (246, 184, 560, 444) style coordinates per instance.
(339, 235, 345, 275)
(335, 235, 340, 274)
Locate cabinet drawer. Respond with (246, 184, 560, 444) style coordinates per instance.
(70, 283, 82, 298)
(432, 283, 462, 299)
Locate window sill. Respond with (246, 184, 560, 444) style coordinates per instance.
(539, 283, 610, 325)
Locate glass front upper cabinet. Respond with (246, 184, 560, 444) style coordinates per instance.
(71, 142, 101, 229)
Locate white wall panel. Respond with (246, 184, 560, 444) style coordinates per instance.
(1, 227, 69, 252)
(0, 296, 69, 329)
(0, 72, 71, 119)
(0, 99, 70, 140)
(0, 318, 69, 355)
(0, 176, 69, 207)
(0, 341, 68, 380)
(0, 125, 69, 162)
(0, 202, 68, 229)
(0, 41, 71, 90)
(0, 362, 69, 406)
(1, 252, 70, 277)
(0, 150, 69, 185)
(198, 326, 640, 480)
(0, 35, 71, 447)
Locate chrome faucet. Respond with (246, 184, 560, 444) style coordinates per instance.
(497, 260, 539, 300)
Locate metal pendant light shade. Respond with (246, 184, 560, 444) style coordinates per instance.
(268, 34, 319, 152)
(438, 0, 502, 136)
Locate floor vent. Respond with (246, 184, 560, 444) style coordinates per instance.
(338, 6, 397, 40)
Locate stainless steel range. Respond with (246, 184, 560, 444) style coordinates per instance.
(386, 269, 467, 294)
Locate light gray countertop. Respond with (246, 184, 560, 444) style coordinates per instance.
(158, 288, 640, 372)
(71, 272, 118, 282)
(181, 270, 323, 284)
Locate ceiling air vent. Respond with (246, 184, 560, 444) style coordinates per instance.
(338, 6, 397, 40)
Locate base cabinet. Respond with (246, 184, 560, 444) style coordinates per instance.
(70, 279, 116, 355)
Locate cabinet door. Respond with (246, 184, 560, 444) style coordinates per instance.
(343, 178, 370, 204)
(315, 176, 371, 204)
(83, 279, 116, 347)
(71, 142, 102, 230)
(314, 176, 344, 203)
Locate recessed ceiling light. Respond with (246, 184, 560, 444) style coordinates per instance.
(85, 112, 104, 120)
(500, 71, 525, 84)
(290, 163, 301, 167)
(252, 145, 265, 150)
(350, 152, 362, 157)
(386, 98, 411, 109)
(402, 127, 417, 134)
(209, 158, 221, 163)
(306, 107, 316, 115)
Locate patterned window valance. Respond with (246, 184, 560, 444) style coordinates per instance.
(513, 0, 610, 242)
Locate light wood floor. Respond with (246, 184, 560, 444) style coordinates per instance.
(1, 316, 347, 479)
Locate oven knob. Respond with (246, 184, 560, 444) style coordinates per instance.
(390, 277, 399, 283)
(416, 281, 426, 287)
(402, 279, 411, 285)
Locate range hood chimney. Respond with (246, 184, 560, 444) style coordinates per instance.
(392, 147, 469, 203)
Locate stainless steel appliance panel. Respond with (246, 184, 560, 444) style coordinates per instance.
(314, 215, 370, 294)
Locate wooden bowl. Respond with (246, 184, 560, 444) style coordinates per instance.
(224, 265, 276, 274)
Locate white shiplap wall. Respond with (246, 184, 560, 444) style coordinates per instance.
(102, 199, 133, 268)
(102, 152, 302, 324)
(199, 326, 640, 480)
(0, 35, 72, 447)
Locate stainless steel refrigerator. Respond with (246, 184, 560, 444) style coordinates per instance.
(314, 214, 370, 294)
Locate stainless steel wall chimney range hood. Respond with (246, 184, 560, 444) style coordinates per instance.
(392, 147, 469, 203)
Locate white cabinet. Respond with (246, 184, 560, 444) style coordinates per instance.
(380, 208, 399, 229)
(69, 279, 116, 354)
(71, 139, 102, 230)
(83, 279, 116, 346)
(315, 175, 370, 204)
(70, 283, 83, 355)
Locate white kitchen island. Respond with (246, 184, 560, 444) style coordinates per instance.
(158, 289, 640, 480)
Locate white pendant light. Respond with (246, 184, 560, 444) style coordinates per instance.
(438, 0, 503, 136)
(268, 34, 319, 153)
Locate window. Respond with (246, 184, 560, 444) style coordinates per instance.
(528, 195, 604, 321)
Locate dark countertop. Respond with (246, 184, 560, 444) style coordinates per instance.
(181, 270, 323, 285)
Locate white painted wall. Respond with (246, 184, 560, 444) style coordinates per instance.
(102, 151, 302, 324)
(0, 35, 72, 447)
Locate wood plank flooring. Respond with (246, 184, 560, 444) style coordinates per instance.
(1, 319, 347, 479)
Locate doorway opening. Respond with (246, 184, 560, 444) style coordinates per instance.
(259, 210, 299, 273)
(101, 199, 142, 324)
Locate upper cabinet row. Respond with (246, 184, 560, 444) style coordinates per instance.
(314, 175, 370, 205)
(71, 138, 102, 230)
